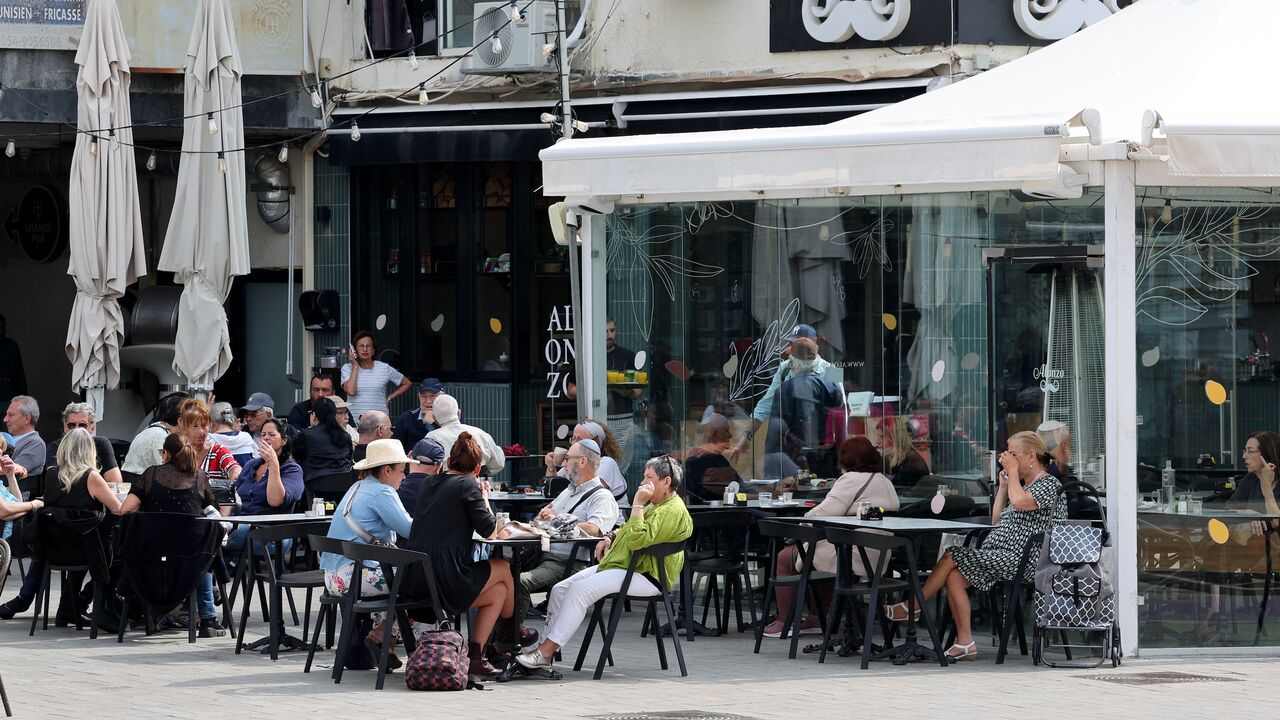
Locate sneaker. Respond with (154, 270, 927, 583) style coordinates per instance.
(0, 599, 29, 620)
(761, 616, 823, 638)
(364, 636, 402, 670)
(198, 617, 227, 638)
(514, 647, 552, 670)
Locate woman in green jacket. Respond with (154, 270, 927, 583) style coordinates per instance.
(516, 455, 692, 671)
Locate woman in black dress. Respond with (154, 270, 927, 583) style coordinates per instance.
(293, 396, 355, 501)
(119, 433, 226, 636)
(402, 432, 514, 679)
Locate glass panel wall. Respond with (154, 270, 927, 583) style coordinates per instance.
(601, 190, 1107, 501)
(1135, 187, 1280, 648)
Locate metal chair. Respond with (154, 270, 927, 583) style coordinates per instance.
(234, 521, 329, 660)
(302, 535, 346, 674)
(687, 510, 759, 634)
(821, 526, 943, 668)
(753, 520, 834, 659)
(332, 541, 446, 690)
(573, 540, 689, 680)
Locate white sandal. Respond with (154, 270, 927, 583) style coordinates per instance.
(882, 602, 921, 623)
(945, 640, 977, 662)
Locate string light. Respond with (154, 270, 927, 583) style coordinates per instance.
(109, 127, 119, 150)
(509, 2, 523, 21)
(0, 0, 537, 157)
(572, 119, 589, 133)
(278, 143, 289, 163)
(409, 50, 419, 70)
(541, 42, 556, 58)
(1161, 199, 1173, 223)
(217, 151, 227, 174)
(418, 83, 429, 106)
(539, 112, 555, 123)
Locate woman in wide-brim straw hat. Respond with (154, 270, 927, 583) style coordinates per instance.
(319, 438, 416, 668)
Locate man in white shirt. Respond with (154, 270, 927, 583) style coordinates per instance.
(511, 438, 619, 642)
(426, 393, 505, 476)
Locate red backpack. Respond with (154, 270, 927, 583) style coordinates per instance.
(405, 627, 470, 691)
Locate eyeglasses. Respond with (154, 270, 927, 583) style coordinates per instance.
(564, 454, 584, 461)
(1245, 447, 1262, 455)
(65, 422, 91, 430)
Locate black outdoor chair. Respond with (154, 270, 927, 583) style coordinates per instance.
(306, 472, 355, 505)
(302, 535, 347, 675)
(821, 526, 944, 668)
(332, 541, 446, 690)
(687, 510, 759, 635)
(28, 508, 108, 639)
(753, 520, 834, 659)
(115, 513, 224, 644)
(234, 521, 329, 660)
(573, 540, 688, 680)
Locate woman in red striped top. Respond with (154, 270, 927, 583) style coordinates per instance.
(178, 399, 241, 484)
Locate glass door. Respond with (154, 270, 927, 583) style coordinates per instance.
(987, 246, 1106, 486)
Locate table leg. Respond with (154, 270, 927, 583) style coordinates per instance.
(1255, 531, 1273, 646)
(497, 542, 563, 682)
(871, 534, 944, 666)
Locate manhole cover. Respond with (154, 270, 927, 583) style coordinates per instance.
(1079, 671, 1243, 685)
(587, 713, 758, 720)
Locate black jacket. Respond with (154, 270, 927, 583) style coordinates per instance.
(393, 409, 439, 452)
(1227, 472, 1280, 513)
(293, 426, 354, 481)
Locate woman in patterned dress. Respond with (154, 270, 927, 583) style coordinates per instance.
(884, 430, 1066, 661)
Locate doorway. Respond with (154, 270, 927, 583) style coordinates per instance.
(986, 245, 1106, 485)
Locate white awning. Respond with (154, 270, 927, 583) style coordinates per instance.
(543, 0, 1280, 201)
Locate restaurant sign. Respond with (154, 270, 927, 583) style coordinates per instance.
(0, 0, 305, 75)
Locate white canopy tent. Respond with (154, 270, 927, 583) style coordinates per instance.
(541, 0, 1280, 657)
(543, 0, 1280, 203)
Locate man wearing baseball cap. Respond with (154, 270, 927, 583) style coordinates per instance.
(396, 436, 446, 511)
(731, 323, 837, 463)
(393, 378, 444, 452)
(241, 392, 276, 438)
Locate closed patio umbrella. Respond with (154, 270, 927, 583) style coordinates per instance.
(158, 0, 250, 389)
(65, 0, 147, 410)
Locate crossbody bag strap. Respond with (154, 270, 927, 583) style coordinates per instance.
(843, 473, 875, 511)
(342, 483, 379, 545)
(567, 484, 604, 516)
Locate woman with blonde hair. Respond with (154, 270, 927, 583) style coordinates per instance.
(883, 430, 1066, 661)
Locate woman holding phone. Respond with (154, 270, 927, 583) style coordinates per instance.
(342, 331, 412, 422)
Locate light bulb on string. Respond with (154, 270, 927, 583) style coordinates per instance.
(509, 3, 523, 21)
(146, 149, 157, 171)
(109, 128, 119, 150)
(350, 121, 361, 142)
(418, 83, 429, 106)
(1161, 199, 1173, 224)
(409, 50, 419, 70)
(278, 144, 289, 163)
(207, 112, 218, 135)
(539, 112, 556, 124)
(311, 88, 323, 108)
(89, 137, 98, 157)
(217, 151, 227, 174)
(491, 34, 503, 54)
(4, 138, 14, 158)
(541, 42, 556, 58)
(572, 120, 589, 133)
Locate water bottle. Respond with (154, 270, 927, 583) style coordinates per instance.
(312, 497, 326, 517)
(1161, 460, 1176, 510)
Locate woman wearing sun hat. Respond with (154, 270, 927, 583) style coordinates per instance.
(320, 438, 415, 667)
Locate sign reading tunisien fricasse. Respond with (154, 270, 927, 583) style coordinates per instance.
(0, 0, 305, 75)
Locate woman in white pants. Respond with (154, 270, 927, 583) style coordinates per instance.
(517, 456, 693, 670)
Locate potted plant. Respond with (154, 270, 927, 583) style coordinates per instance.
(539, 245, 568, 273)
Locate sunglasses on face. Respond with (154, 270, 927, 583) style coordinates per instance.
(65, 422, 91, 430)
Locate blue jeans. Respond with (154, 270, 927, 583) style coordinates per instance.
(197, 572, 216, 620)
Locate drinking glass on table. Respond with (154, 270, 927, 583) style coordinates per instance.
(758, 492, 773, 508)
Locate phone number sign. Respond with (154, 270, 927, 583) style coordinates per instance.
(0, 0, 84, 50)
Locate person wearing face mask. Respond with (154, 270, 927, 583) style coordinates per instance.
(730, 325, 837, 460)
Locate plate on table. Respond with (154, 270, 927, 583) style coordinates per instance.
(768, 500, 803, 507)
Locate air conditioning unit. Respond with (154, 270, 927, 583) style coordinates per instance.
(466, 0, 558, 75)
